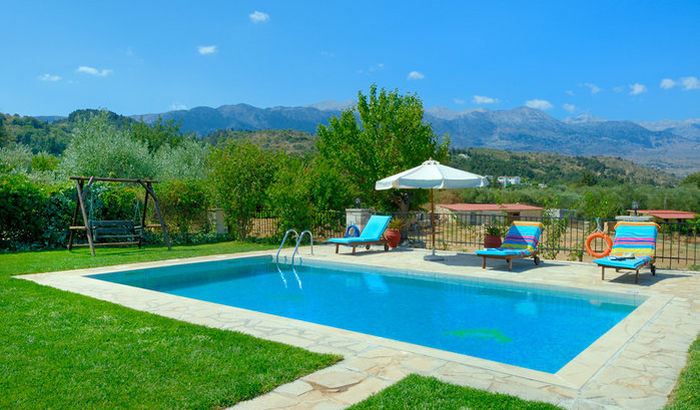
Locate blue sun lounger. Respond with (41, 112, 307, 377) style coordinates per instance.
(328, 215, 392, 254)
(594, 221, 659, 283)
(475, 221, 545, 271)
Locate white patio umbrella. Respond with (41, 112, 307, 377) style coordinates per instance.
(375, 158, 488, 260)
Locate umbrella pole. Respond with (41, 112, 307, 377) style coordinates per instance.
(424, 188, 443, 261)
(431, 189, 435, 252)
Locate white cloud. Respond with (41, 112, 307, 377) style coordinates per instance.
(76, 66, 113, 77)
(660, 78, 676, 89)
(170, 103, 188, 110)
(472, 95, 499, 104)
(38, 73, 61, 82)
(525, 99, 553, 110)
(629, 83, 647, 95)
(453, 98, 465, 105)
(565, 90, 575, 96)
(198, 45, 217, 55)
(407, 71, 424, 80)
(613, 86, 624, 93)
(249, 10, 270, 23)
(680, 76, 700, 90)
(562, 103, 576, 113)
(583, 82, 601, 94)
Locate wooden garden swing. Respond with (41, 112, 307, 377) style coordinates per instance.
(67, 176, 171, 256)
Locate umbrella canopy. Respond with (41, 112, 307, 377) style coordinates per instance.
(375, 159, 488, 260)
(375, 159, 488, 191)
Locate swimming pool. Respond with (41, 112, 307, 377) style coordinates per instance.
(90, 256, 644, 373)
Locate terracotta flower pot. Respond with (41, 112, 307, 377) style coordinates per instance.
(484, 234, 502, 249)
(384, 229, 401, 248)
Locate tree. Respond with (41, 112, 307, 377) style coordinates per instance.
(681, 172, 700, 189)
(132, 117, 192, 152)
(316, 84, 449, 211)
(209, 140, 280, 240)
(59, 111, 154, 179)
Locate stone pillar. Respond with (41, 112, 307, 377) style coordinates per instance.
(345, 208, 373, 232)
(208, 208, 228, 234)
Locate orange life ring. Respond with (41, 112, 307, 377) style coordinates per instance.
(585, 232, 612, 258)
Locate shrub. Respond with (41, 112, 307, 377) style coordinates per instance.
(209, 140, 280, 240)
(0, 145, 33, 174)
(267, 156, 314, 236)
(156, 179, 210, 241)
(0, 174, 46, 249)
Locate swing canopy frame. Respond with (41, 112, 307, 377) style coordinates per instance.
(67, 176, 171, 256)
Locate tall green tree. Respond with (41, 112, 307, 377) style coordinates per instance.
(316, 84, 449, 211)
(208, 140, 280, 240)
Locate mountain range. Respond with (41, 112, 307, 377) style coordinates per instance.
(35, 102, 700, 175)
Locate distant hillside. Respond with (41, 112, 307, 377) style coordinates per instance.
(449, 148, 680, 186)
(133, 104, 336, 135)
(204, 129, 315, 154)
(1, 110, 137, 154)
(130, 103, 700, 175)
(0, 113, 73, 154)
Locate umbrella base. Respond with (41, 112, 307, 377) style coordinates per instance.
(423, 250, 444, 261)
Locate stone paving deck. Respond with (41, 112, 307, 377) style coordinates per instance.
(17, 245, 699, 409)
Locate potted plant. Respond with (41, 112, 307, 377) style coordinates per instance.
(483, 223, 503, 248)
(384, 218, 404, 248)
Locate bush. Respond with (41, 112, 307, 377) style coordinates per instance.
(156, 180, 210, 241)
(0, 174, 46, 249)
(209, 141, 280, 240)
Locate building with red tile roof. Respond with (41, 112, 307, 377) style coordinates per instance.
(628, 209, 696, 221)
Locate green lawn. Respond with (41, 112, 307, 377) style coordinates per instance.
(0, 242, 340, 408)
(666, 336, 700, 409)
(350, 374, 561, 409)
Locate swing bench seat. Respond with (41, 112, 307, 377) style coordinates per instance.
(90, 220, 142, 245)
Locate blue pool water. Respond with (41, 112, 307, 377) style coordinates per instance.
(91, 257, 644, 373)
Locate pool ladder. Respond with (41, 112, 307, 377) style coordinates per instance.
(276, 229, 313, 288)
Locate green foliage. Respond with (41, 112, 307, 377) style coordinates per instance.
(209, 140, 280, 240)
(205, 129, 316, 155)
(156, 179, 211, 240)
(450, 147, 679, 186)
(316, 84, 449, 211)
(154, 138, 209, 181)
(31, 151, 60, 171)
(59, 111, 155, 179)
(0, 145, 33, 173)
(0, 174, 47, 249)
(132, 117, 192, 152)
(541, 197, 568, 259)
(0, 113, 73, 154)
(681, 172, 700, 189)
(576, 189, 623, 218)
(267, 156, 315, 235)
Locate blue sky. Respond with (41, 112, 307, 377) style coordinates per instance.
(2, 0, 699, 121)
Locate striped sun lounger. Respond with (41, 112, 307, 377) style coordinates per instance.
(475, 221, 544, 271)
(594, 221, 658, 283)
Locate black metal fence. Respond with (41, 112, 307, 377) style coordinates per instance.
(251, 211, 698, 270)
